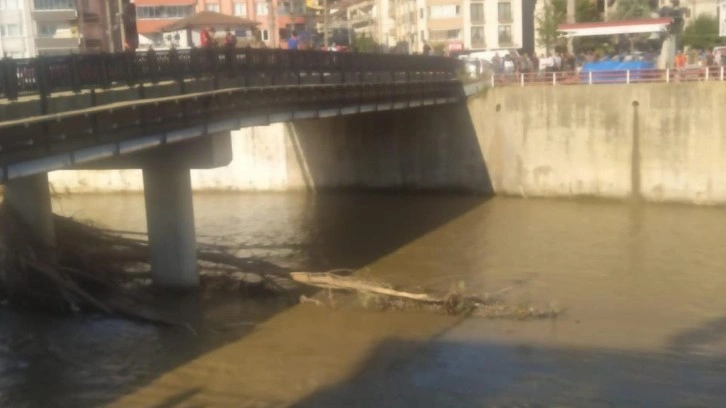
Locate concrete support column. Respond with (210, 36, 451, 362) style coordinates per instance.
(143, 164, 199, 289)
(4, 173, 56, 252)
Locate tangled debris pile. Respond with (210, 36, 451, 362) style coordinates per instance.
(0, 204, 560, 321)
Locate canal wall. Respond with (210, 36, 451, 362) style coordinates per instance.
(48, 104, 492, 193)
(471, 83, 726, 204)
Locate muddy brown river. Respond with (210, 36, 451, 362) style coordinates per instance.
(1, 193, 726, 407)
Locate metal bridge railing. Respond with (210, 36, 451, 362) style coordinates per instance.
(0, 49, 462, 102)
(490, 67, 726, 87)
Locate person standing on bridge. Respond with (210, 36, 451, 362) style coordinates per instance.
(287, 31, 299, 50)
(224, 28, 237, 48)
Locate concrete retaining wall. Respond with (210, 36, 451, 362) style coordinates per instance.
(471, 83, 726, 204)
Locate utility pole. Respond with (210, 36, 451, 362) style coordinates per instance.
(267, 0, 277, 47)
(105, 0, 116, 52)
(323, 0, 329, 47)
(567, 0, 575, 53)
(119, 0, 126, 50)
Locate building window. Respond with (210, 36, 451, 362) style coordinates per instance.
(471, 26, 484, 48)
(470, 3, 484, 23)
(256, 2, 268, 15)
(33, 0, 74, 10)
(420, 30, 424, 40)
(428, 4, 460, 19)
(37, 24, 57, 37)
(261, 29, 269, 41)
(0, 24, 22, 37)
(428, 29, 460, 41)
(279, 1, 290, 14)
(498, 25, 512, 44)
(234, 2, 247, 16)
(0, 0, 20, 9)
(205, 3, 220, 12)
(419, 7, 423, 18)
(498, 2, 512, 22)
(293, 0, 305, 14)
(137, 5, 195, 19)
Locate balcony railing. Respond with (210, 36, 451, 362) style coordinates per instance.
(34, 36, 80, 49)
(490, 68, 726, 86)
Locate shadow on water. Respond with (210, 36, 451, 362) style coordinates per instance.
(290, 324, 726, 408)
(0, 103, 496, 407)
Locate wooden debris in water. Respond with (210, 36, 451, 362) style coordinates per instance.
(290, 272, 560, 319)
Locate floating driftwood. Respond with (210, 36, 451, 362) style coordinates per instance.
(290, 271, 559, 319)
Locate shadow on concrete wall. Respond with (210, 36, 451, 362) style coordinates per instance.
(288, 103, 493, 194)
(290, 321, 726, 407)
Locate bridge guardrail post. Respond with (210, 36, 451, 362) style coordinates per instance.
(1, 57, 19, 101)
(211, 48, 220, 90)
(122, 51, 134, 88)
(96, 52, 111, 90)
(190, 47, 201, 79)
(69, 54, 81, 94)
(224, 47, 236, 78)
(147, 48, 159, 84)
(243, 48, 252, 87)
(34, 55, 50, 113)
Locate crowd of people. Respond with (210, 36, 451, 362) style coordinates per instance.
(487, 51, 579, 75)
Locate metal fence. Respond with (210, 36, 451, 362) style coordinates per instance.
(491, 67, 726, 87)
(0, 48, 462, 102)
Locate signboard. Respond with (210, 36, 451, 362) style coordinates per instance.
(447, 41, 463, 52)
(721, 0, 726, 36)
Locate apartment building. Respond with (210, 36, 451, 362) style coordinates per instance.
(0, 0, 117, 57)
(333, 0, 534, 54)
(423, 0, 532, 53)
(0, 0, 33, 57)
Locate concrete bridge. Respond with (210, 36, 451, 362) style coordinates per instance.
(0, 48, 482, 290)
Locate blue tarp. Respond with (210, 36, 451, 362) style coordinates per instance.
(579, 60, 656, 83)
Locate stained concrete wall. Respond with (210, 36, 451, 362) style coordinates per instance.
(471, 83, 726, 204)
(49, 104, 492, 194)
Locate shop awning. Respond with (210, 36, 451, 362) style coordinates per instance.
(158, 11, 259, 32)
(557, 18, 673, 37)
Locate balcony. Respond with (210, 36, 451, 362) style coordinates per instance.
(35, 36, 79, 49)
(32, 9, 77, 22)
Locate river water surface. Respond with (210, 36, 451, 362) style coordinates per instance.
(2, 193, 726, 407)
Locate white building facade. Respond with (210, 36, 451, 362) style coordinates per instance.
(0, 0, 35, 58)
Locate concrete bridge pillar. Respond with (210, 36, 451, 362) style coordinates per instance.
(4, 173, 56, 253)
(143, 164, 199, 289)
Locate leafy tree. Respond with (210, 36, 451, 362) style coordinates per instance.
(610, 0, 651, 20)
(682, 14, 723, 50)
(352, 33, 380, 53)
(536, 0, 567, 52)
(576, 0, 601, 22)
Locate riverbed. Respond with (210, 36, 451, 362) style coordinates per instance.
(2, 193, 726, 407)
